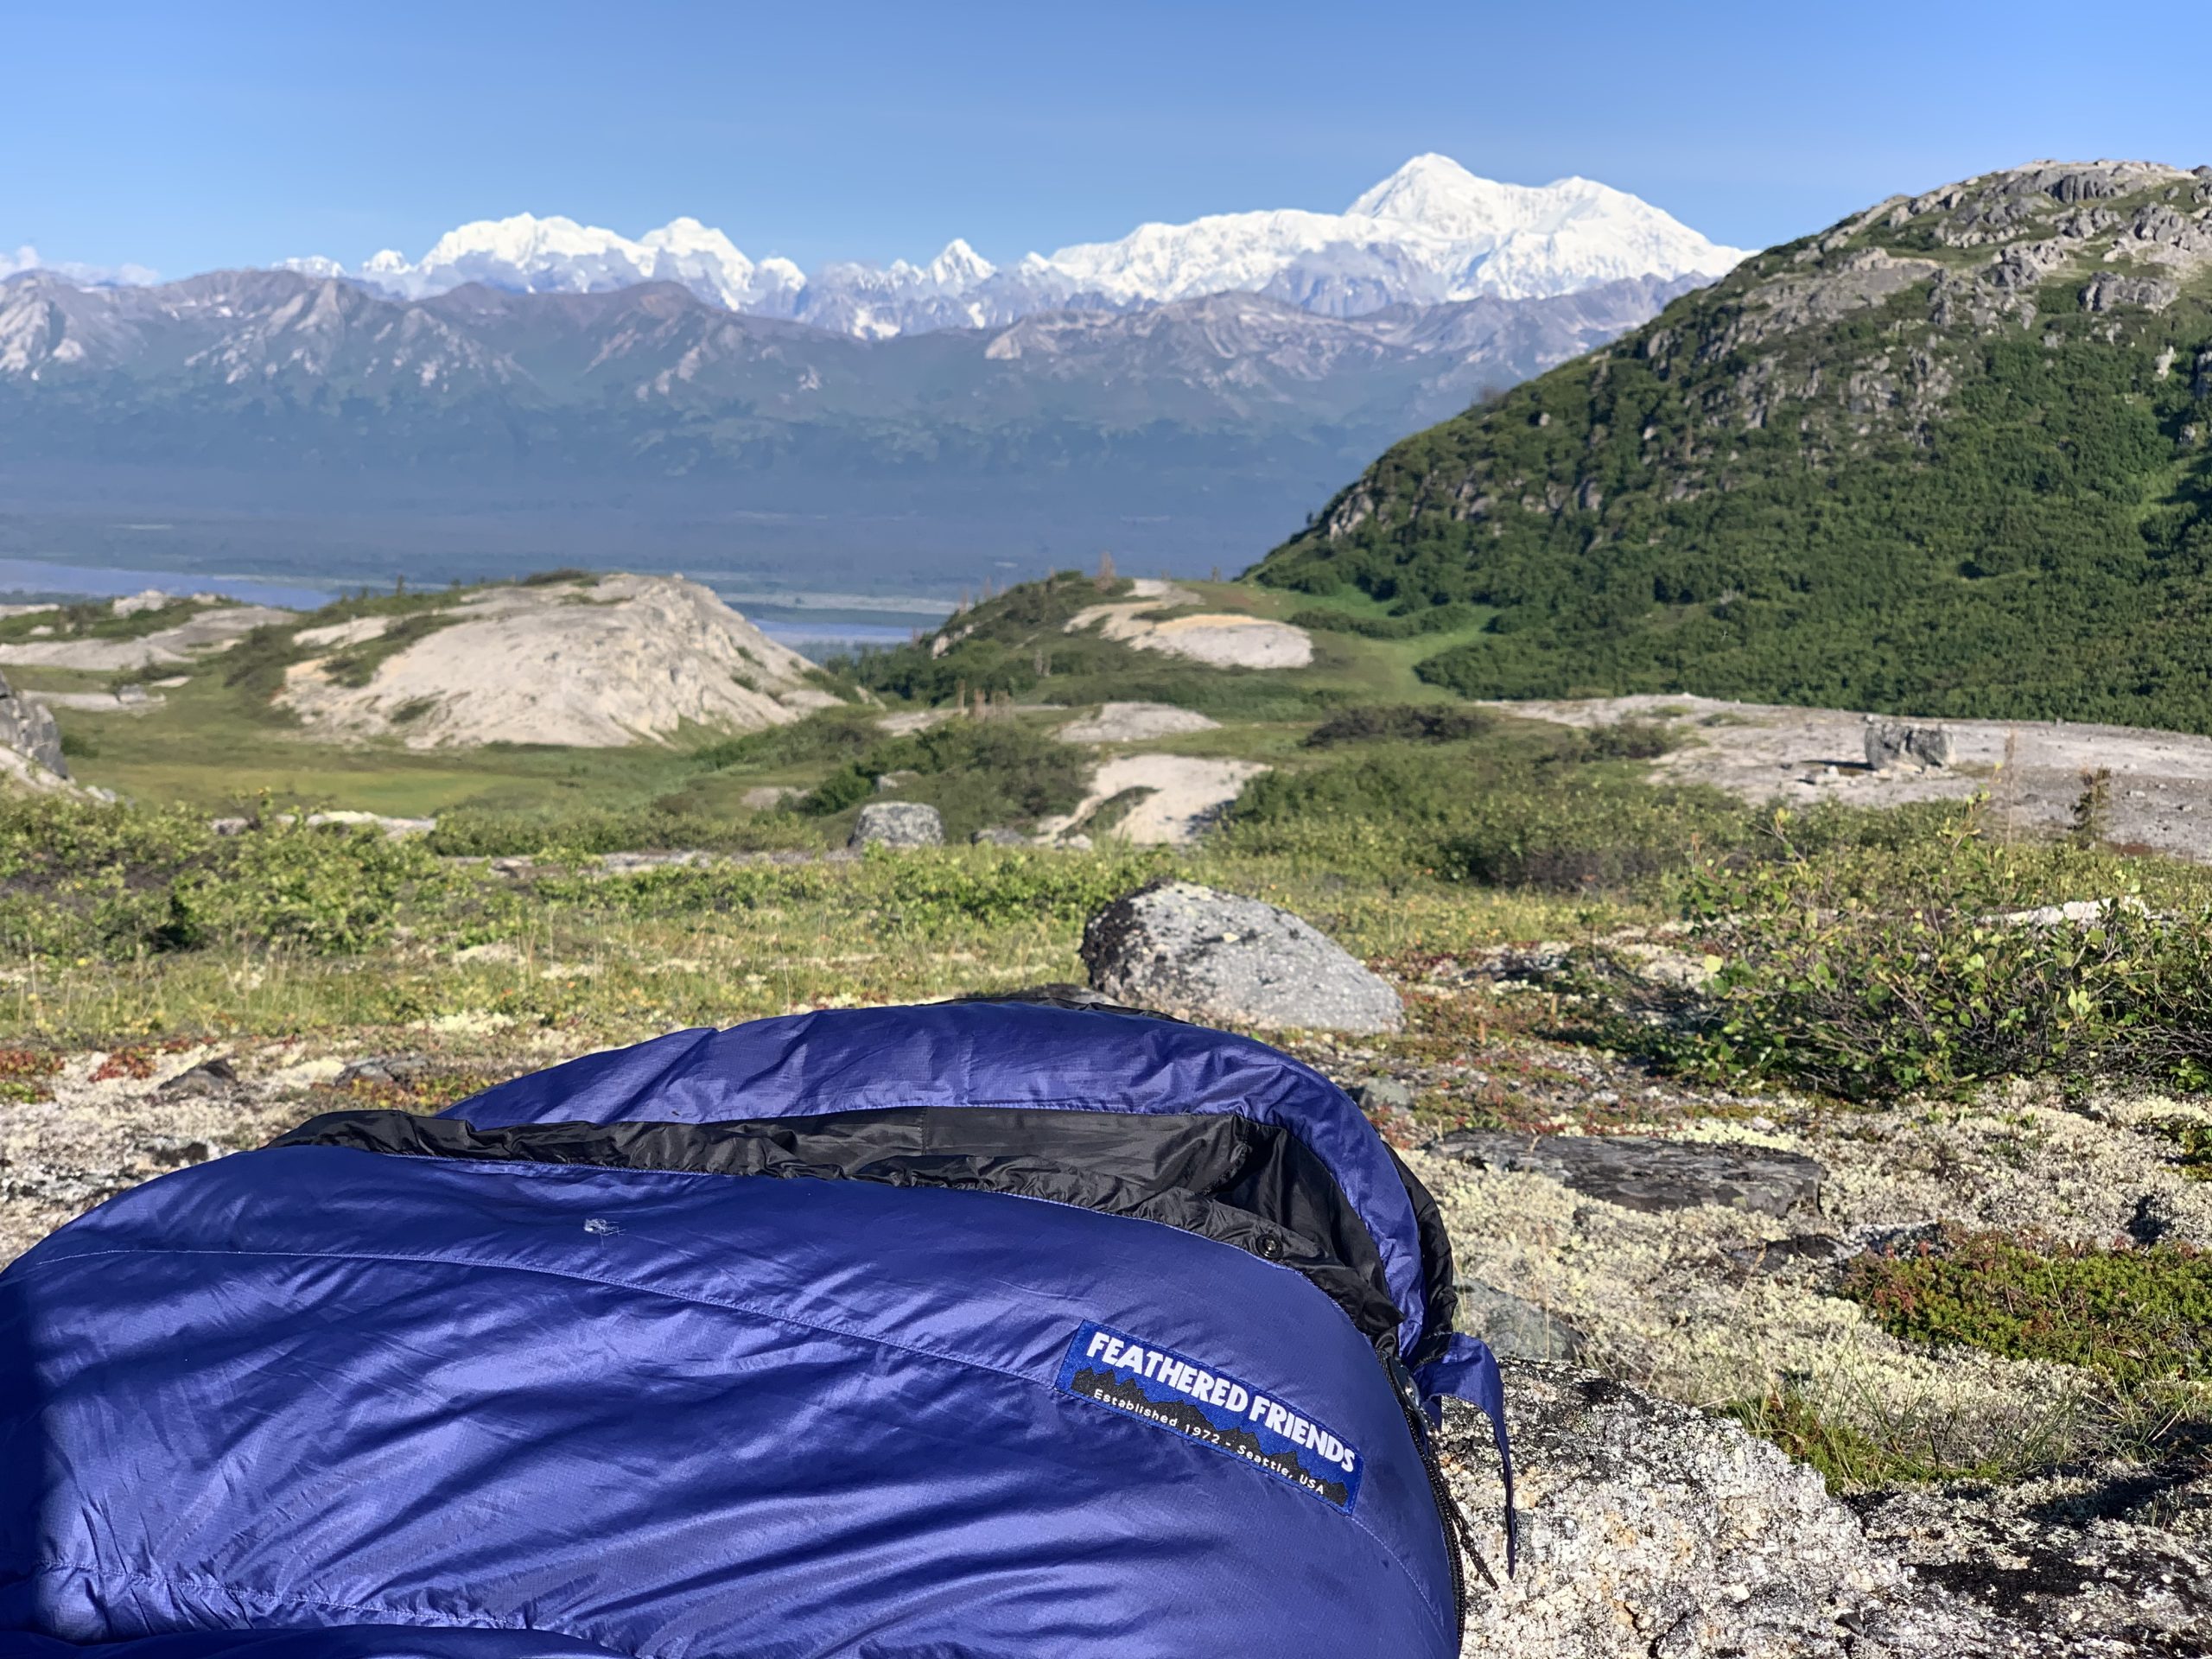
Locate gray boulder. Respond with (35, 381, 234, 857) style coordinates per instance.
(1081, 880, 1402, 1033)
(156, 1058, 238, 1098)
(0, 671, 66, 779)
(1433, 1130, 1825, 1220)
(1443, 1364, 2042, 1657)
(336, 1053, 432, 1088)
(1457, 1279, 1586, 1363)
(2081, 271, 2181, 314)
(1864, 719, 1953, 772)
(849, 801, 944, 849)
(970, 827, 1029, 847)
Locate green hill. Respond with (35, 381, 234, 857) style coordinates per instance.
(1249, 160, 2212, 729)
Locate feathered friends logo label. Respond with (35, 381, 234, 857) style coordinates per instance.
(1057, 1322, 1363, 1511)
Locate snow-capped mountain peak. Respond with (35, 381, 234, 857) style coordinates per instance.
(268, 155, 1745, 335)
(1347, 152, 1523, 235)
(928, 238, 995, 289)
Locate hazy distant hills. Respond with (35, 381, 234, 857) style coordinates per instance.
(274, 156, 1745, 340)
(0, 266, 1698, 593)
(1253, 160, 2212, 731)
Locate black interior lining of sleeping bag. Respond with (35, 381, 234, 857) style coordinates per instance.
(270, 1107, 1408, 1349)
(1387, 1146, 1462, 1370)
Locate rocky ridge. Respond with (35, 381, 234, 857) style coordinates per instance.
(0, 668, 70, 792)
(1284, 159, 2212, 554)
(274, 574, 836, 748)
(1250, 158, 2212, 728)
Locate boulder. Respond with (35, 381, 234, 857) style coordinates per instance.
(1433, 1131, 1825, 1220)
(1456, 1279, 1586, 1363)
(970, 827, 1029, 847)
(740, 785, 800, 811)
(1352, 1077, 1419, 1145)
(1443, 1364, 2021, 1657)
(156, 1058, 238, 1098)
(1080, 880, 1402, 1033)
(0, 670, 67, 779)
(335, 1053, 432, 1087)
(1863, 719, 1954, 771)
(2081, 271, 2181, 314)
(849, 802, 944, 849)
(1352, 1077, 1416, 1115)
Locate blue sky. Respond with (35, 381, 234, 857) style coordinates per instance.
(10, 0, 2210, 279)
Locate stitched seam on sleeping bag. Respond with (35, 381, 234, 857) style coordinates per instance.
(12, 1226, 1452, 1642)
(10, 1557, 656, 1659)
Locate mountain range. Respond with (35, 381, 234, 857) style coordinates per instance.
(1252, 159, 2212, 731)
(272, 156, 1745, 340)
(0, 156, 1742, 596)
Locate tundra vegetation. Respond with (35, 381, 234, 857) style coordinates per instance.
(4, 561, 2209, 1565)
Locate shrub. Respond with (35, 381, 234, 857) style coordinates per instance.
(1649, 810, 2212, 1098)
(1575, 718, 1677, 761)
(0, 798, 440, 958)
(425, 806, 816, 859)
(1287, 602, 1478, 639)
(174, 820, 436, 952)
(1440, 785, 1746, 890)
(1303, 703, 1497, 748)
(798, 719, 1088, 837)
(1841, 1227, 2211, 1387)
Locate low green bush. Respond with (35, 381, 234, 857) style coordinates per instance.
(0, 798, 439, 958)
(798, 719, 1088, 838)
(531, 844, 1173, 929)
(425, 806, 816, 859)
(1841, 1227, 2211, 1387)
(1574, 718, 1677, 761)
(1230, 728, 1753, 890)
(1287, 602, 1478, 639)
(1303, 703, 1497, 747)
(1649, 810, 2212, 1098)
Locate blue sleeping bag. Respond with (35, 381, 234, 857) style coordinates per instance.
(0, 1000, 1510, 1656)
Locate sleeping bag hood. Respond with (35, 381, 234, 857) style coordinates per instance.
(0, 999, 1511, 1657)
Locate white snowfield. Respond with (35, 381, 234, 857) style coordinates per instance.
(279, 156, 1746, 339)
(277, 574, 838, 749)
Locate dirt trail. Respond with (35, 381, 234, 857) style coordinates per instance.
(1503, 694, 2212, 859)
(1039, 753, 1268, 845)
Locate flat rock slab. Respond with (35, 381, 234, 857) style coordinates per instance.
(1082, 880, 1402, 1033)
(1486, 693, 2212, 864)
(1434, 1130, 1825, 1219)
(1056, 702, 1221, 744)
